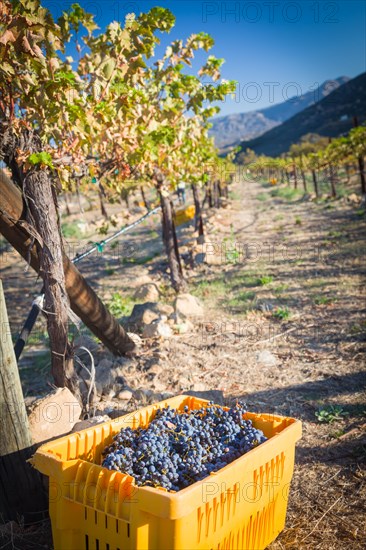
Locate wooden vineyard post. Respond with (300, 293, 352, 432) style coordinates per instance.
(191, 183, 204, 238)
(353, 116, 366, 198)
(158, 190, 185, 293)
(312, 169, 320, 198)
(293, 164, 298, 189)
(0, 280, 47, 522)
(327, 137, 338, 198)
(153, 168, 185, 293)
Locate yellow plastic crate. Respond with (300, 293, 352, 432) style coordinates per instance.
(174, 204, 195, 226)
(31, 395, 301, 550)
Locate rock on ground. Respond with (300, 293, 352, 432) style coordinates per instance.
(133, 283, 160, 303)
(255, 350, 278, 367)
(347, 193, 361, 204)
(126, 332, 142, 348)
(128, 303, 160, 329)
(116, 389, 133, 401)
(28, 388, 82, 444)
(174, 293, 204, 320)
(127, 302, 174, 331)
(142, 319, 173, 339)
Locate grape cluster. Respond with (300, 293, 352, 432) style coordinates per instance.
(101, 403, 267, 491)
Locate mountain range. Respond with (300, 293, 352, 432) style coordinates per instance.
(209, 76, 350, 149)
(238, 71, 366, 157)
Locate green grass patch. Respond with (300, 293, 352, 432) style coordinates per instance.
(256, 193, 269, 202)
(228, 290, 256, 305)
(270, 187, 302, 201)
(27, 330, 48, 346)
(228, 191, 241, 201)
(272, 306, 291, 320)
(355, 209, 366, 217)
(61, 220, 87, 239)
(107, 292, 135, 318)
(105, 265, 116, 276)
(19, 350, 51, 393)
(306, 278, 331, 289)
(191, 278, 228, 300)
(257, 275, 273, 286)
(121, 252, 160, 265)
(314, 295, 335, 306)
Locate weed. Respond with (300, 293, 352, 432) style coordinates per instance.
(315, 405, 349, 423)
(225, 248, 240, 264)
(272, 307, 291, 320)
(295, 216, 302, 225)
(224, 225, 240, 264)
(105, 264, 116, 276)
(108, 292, 135, 318)
(97, 222, 109, 236)
(257, 275, 273, 286)
(274, 214, 284, 221)
(314, 295, 335, 305)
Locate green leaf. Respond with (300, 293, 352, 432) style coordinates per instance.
(101, 59, 115, 80)
(28, 152, 54, 169)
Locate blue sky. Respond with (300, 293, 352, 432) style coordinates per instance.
(44, 0, 366, 117)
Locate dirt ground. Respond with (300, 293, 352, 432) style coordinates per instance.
(0, 173, 365, 549)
